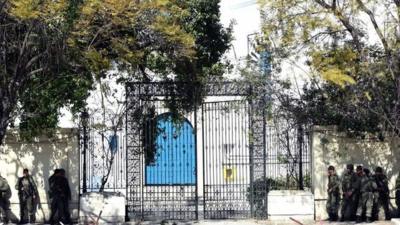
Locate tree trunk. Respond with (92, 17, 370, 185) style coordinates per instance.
(0, 120, 7, 145)
(0, 90, 14, 146)
(0, 102, 11, 146)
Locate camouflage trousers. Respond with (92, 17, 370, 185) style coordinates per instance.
(19, 195, 35, 223)
(326, 191, 340, 215)
(356, 192, 374, 218)
(341, 193, 358, 220)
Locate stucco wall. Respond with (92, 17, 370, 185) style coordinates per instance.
(312, 126, 400, 220)
(0, 128, 79, 223)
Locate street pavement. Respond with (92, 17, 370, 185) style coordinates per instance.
(128, 219, 399, 225)
(1, 219, 398, 225)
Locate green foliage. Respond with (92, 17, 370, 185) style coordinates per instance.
(0, 0, 94, 142)
(0, 0, 232, 143)
(164, 0, 233, 114)
(258, 0, 400, 138)
(18, 72, 92, 140)
(311, 47, 357, 88)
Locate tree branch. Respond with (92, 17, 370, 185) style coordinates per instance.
(25, 54, 43, 70)
(356, 0, 389, 54)
(314, 0, 363, 53)
(0, 0, 7, 13)
(26, 68, 44, 77)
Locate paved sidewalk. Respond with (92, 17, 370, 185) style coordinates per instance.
(129, 219, 397, 225)
(2, 220, 397, 225)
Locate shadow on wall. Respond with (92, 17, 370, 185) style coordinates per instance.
(79, 192, 125, 225)
(313, 127, 400, 219)
(0, 128, 79, 223)
(323, 134, 400, 190)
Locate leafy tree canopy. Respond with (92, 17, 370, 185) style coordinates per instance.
(258, 0, 400, 138)
(0, 0, 232, 144)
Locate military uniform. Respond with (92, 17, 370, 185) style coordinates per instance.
(0, 175, 11, 223)
(327, 173, 340, 220)
(372, 173, 390, 220)
(356, 173, 377, 222)
(16, 175, 38, 223)
(341, 171, 358, 220)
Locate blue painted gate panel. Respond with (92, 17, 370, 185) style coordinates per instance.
(145, 114, 196, 185)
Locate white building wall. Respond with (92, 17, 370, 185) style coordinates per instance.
(0, 129, 80, 223)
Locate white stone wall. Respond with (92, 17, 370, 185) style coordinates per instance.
(0, 128, 80, 223)
(312, 126, 400, 220)
(80, 192, 125, 225)
(268, 190, 314, 221)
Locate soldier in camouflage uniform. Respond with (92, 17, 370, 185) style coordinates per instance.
(340, 164, 358, 221)
(326, 165, 340, 221)
(396, 174, 400, 217)
(372, 167, 390, 220)
(16, 169, 38, 224)
(0, 174, 11, 224)
(356, 168, 376, 223)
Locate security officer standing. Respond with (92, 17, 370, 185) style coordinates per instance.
(59, 169, 71, 225)
(16, 169, 38, 224)
(356, 168, 376, 223)
(0, 174, 11, 224)
(326, 165, 340, 221)
(48, 169, 59, 225)
(49, 169, 71, 225)
(340, 164, 358, 221)
(372, 167, 391, 220)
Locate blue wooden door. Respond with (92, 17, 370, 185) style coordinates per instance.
(145, 114, 196, 185)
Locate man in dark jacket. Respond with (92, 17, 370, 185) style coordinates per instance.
(49, 169, 71, 225)
(15, 169, 38, 224)
(48, 169, 60, 225)
(48, 169, 60, 199)
(59, 169, 71, 224)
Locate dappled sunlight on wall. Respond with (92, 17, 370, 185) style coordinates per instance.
(0, 129, 80, 222)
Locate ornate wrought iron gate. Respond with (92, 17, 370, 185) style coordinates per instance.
(125, 82, 268, 220)
(202, 101, 252, 219)
(79, 82, 313, 221)
(126, 99, 198, 220)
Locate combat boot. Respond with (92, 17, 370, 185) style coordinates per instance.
(366, 217, 373, 223)
(356, 216, 362, 223)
